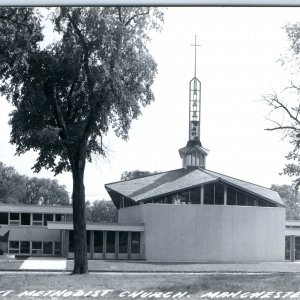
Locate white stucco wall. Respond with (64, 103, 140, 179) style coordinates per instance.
(119, 204, 285, 262)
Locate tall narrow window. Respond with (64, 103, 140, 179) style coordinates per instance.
(68, 231, 74, 252)
(131, 232, 140, 254)
(0, 213, 8, 225)
(215, 182, 224, 205)
(106, 231, 115, 253)
(119, 232, 128, 253)
(190, 187, 201, 204)
(20, 241, 30, 254)
(227, 186, 236, 205)
(204, 183, 214, 204)
(43, 242, 53, 255)
(296, 237, 300, 260)
(9, 241, 20, 254)
(285, 236, 291, 260)
(21, 213, 31, 226)
(94, 231, 103, 253)
(55, 242, 61, 255)
(247, 195, 256, 206)
(87, 231, 90, 253)
(237, 191, 247, 206)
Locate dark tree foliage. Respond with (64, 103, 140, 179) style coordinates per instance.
(271, 184, 300, 220)
(121, 170, 158, 181)
(0, 162, 70, 205)
(0, 7, 163, 273)
(24, 177, 69, 205)
(0, 162, 26, 204)
(86, 200, 117, 223)
(264, 23, 300, 188)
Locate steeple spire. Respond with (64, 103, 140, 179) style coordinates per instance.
(178, 36, 209, 169)
(189, 35, 201, 143)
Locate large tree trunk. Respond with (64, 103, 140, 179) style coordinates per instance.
(70, 146, 88, 274)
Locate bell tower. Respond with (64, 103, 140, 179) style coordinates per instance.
(179, 35, 209, 169)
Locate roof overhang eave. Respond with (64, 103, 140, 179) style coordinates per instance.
(218, 178, 285, 207)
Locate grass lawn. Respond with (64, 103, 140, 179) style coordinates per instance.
(1, 273, 300, 299)
(0, 259, 23, 270)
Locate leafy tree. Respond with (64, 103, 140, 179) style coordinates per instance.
(23, 177, 69, 205)
(86, 200, 117, 223)
(271, 184, 300, 220)
(0, 7, 163, 273)
(0, 162, 26, 204)
(121, 170, 158, 181)
(0, 161, 70, 205)
(264, 23, 300, 188)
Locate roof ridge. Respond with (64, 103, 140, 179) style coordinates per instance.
(204, 168, 273, 191)
(196, 167, 220, 180)
(105, 168, 185, 186)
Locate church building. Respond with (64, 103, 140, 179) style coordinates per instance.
(105, 37, 286, 262)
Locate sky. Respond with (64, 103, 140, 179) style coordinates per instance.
(0, 7, 299, 201)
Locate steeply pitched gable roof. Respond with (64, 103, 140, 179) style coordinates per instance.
(105, 167, 283, 206)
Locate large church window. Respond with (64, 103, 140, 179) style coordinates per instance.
(215, 182, 224, 205)
(204, 183, 214, 204)
(237, 191, 247, 206)
(190, 187, 201, 204)
(227, 187, 236, 205)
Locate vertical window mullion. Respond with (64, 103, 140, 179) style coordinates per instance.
(213, 183, 215, 205)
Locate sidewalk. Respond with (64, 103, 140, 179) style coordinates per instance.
(19, 257, 67, 270)
(1, 257, 300, 273)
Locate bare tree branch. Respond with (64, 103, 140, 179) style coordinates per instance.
(124, 8, 150, 27)
(265, 126, 298, 131)
(263, 93, 300, 125)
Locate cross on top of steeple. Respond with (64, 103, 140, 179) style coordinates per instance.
(191, 35, 201, 78)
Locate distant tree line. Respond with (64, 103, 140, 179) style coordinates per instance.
(120, 170, 158, 181)
(86, 200, 117, 223)
(271, 184, 300, 220)
(0, 161, 70, 205)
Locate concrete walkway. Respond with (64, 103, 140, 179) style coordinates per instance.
(19, 257, 67, 270)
